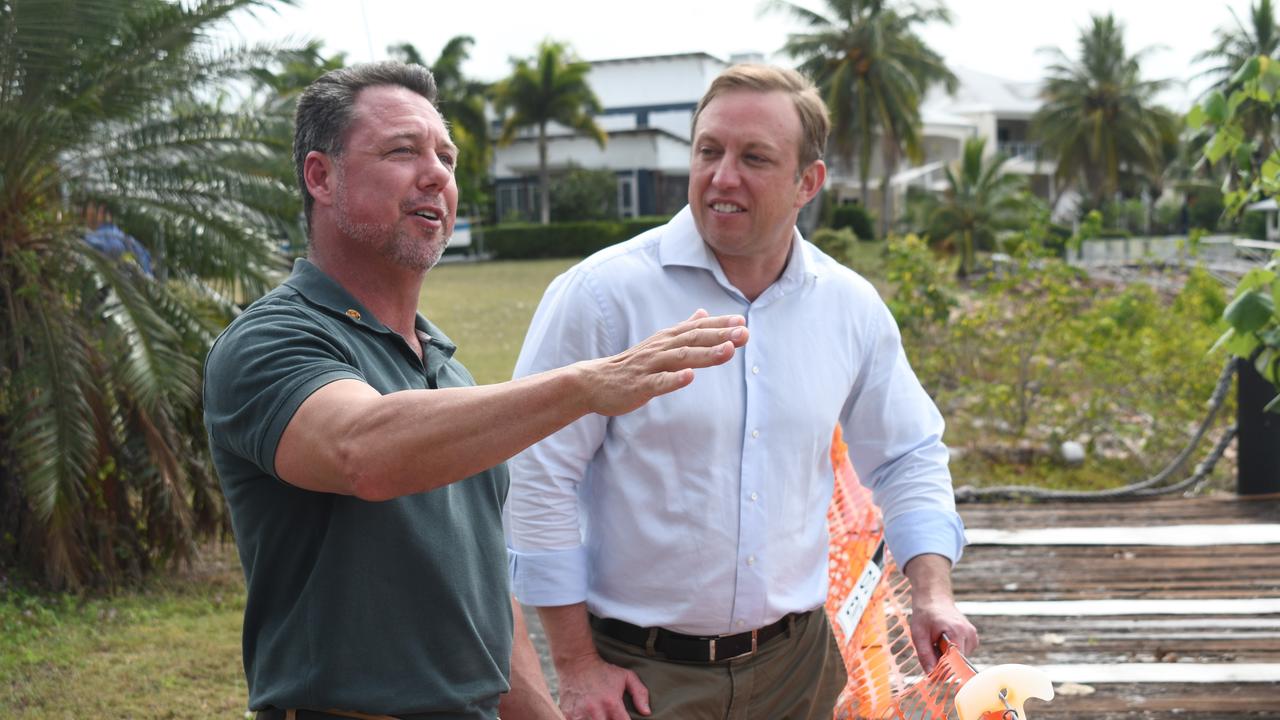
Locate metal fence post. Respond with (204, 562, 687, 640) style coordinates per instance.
(1238, 358, 1280, 495)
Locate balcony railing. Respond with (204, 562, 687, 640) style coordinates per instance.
(997, 141, 1040, 160)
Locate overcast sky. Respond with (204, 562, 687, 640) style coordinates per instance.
(229, 0, 1257, 110)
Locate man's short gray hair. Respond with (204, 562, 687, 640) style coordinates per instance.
(293, 61, 438, 232)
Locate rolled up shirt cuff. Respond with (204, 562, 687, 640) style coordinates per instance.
(883, 508, 967, 570)
(508, 545, 589, 606)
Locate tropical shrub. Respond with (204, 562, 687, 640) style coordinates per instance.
(810, 227, 859, 267)
(830, 203, 877, 241)
(551, 165, 619, 221)
(0, 0, 300, 588)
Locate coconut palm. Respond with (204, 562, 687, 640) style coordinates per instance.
(388, 36, 492, 217)
(0, 0, 301, 588)
(1032, 13, 1178, 211)
(1196, 0, 1280, 89)
(492, 40, 607, 225)
(926, 137, 1027, 277)
(771, 0, 956, 238)
(1194, 0, 1280, 160)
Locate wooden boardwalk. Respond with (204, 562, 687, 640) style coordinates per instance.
(524, 494, 1280, 718)
(956, 494, 1280, 719)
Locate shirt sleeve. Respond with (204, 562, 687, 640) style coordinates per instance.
(504, 268, 613, 607)
(203, 306, 363, 478)
(840, 298, 966, 568)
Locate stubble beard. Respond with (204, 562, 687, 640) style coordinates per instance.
(334, 174, 447, 273)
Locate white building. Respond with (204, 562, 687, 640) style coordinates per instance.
(491, 56, 1057, 225)
(493, 52, 736, 221)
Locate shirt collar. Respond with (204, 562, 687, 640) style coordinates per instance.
(657, 205, 822, 298)
(282, 258, 457, 356)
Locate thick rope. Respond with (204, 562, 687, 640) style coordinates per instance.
(954, 359, 1238, 503)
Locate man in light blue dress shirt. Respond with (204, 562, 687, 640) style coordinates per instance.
(506, 64, 978, 720)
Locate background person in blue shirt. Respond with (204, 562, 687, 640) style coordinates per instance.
(506, 64, 978, 720)
(203, 61, 748, 720)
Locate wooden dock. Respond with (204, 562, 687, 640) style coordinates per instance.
(523, 494, 1280, 718)
(956, 494, 1280, 719)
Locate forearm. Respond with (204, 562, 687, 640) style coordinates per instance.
(332, 367, 591, 500)
(500, 599, 562, 720)
(276, 311, 746, 500)
(902, 552, 955, 606)
(537, 603, 601, 671)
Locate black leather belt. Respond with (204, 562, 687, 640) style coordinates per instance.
(589, 610, 809, 663)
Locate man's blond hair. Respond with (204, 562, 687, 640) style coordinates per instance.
(691, 64, 830, 169)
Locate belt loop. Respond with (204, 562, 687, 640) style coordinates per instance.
(644, 627, 658, 657)
(786, 612, 797, 638)
(286, 712, 297, 720)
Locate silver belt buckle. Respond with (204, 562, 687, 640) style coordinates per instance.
(710, 628, 759, 661)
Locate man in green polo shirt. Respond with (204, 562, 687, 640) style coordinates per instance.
(203, 62, 748, 720)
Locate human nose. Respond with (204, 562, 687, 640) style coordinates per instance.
(711, 156, 741, 189)
(416, 154, 452, 192)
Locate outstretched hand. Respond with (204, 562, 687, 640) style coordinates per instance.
(579, 309, 748, 417)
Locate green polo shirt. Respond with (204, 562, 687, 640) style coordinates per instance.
(203, 259, 511, 719)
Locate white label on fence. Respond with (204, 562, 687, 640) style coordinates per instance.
(835, 557, 882, 639)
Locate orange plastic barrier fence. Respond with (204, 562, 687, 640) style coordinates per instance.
(826, 427, 977, 720)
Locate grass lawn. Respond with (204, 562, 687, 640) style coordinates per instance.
(1, 258, 575, 719)
(420, 257, 577, 384)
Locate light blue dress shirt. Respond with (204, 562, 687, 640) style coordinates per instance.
(506, 206, 965, 636)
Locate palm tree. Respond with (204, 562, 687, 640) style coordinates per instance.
(1196, 0, 1280, 89)
(771, 0, 956, 238)
(1194, 0, 1280, 160)
(492, 40, 607, 225)
(1032, 13, 1177, 211)
(388, 37, 492, 218)
(926, 137, 1027, 277)
(0, 0, 301, 588)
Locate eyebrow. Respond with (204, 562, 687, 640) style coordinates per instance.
(382, 130, 459, 156)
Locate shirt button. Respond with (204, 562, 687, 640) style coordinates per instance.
(746, 555, 756, 566)
(751, 429, 760, 439)
(751, 365, 760, 374)
(749, 492, 758, 501)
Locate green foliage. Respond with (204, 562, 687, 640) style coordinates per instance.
(1188, 186, 1226, 231)
(810, 227, 859, 267)
(550, 166, 618, 221)
(0, 0, 302, 588)
(1032, 13, 1178, 207)
(884, 234, 956, 331)
(771, 0, 956, 237)
(1243, 207, 1270, 239)
(483, 217, 670, 260)
(925, 137, 1029, 277)
(493, 40, 606, 225)
(905, 259, 1231, 485)
(830, 202, 877, 240)
(1191, 53, 1280, 408)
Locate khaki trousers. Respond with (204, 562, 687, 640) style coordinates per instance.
(592, 610, 847, 720)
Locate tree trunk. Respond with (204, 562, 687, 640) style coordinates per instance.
(879, 135, 898, 240)
(538, 122, 550, 225)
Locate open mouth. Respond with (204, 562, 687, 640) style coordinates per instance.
(413, 209, 441, 222)
(710, 202, 745, 214)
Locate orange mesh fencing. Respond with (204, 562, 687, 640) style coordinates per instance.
(826, 426, 977, 720)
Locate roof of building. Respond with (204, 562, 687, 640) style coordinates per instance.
(590, 51, 727, 67)
(923, 65, 1042, 119)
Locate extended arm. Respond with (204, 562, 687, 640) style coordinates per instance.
(275, 311, 747, 499)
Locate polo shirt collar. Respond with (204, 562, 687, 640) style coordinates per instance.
(283, 258, 457, 357)
(657, 205, 820, 300)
